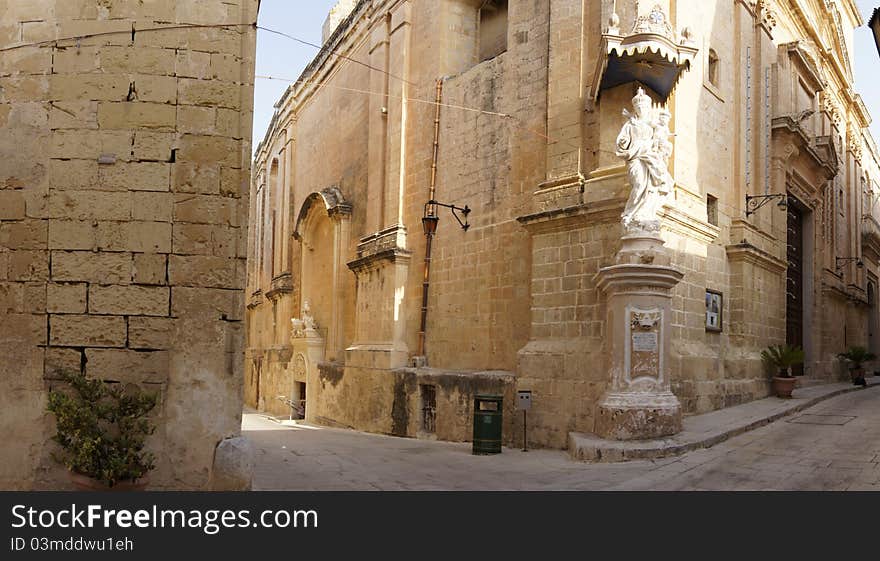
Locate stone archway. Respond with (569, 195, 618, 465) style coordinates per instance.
(293, 186, 352, 363)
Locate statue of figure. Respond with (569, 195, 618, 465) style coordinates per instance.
(652, 108, 674, 166)
(291, 300, 319, 339)
(616, 87, 675, 234)
(301, 300, 318, 331)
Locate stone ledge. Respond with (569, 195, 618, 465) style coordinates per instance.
(569, 377, 880, 462)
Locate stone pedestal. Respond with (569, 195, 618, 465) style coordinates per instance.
(593, 234, 684, 440)
(291, 311, 325, 423)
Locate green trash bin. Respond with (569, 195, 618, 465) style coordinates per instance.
(473, 394, 503, 455)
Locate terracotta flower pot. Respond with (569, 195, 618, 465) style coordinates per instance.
(850, 367, 867, 386)
(69, 471, 148, 491)
(772, 376, 797, 398)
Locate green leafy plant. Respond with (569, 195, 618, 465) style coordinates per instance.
(47, 371, 158, 487)
(760, 344, 805, 378)
(837, 346, 877, 370)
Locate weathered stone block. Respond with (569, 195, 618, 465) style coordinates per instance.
(48, 130, 134, 161)
(172, 163, 220, 194)
(51, 251, 131, 284)
(85, 348, 170, 384)
(8, 250, 48, 281)
(171, 286, 237, 319)
(173, 223, 236, 257)
(48, 220, 95, 250)
(89, 285, 170, 316)
(50, 315, 126, 347)
(132, 253, 167, 285)
(45, 348, 83, 378)
(101, 162, 170, 192)
(176, 106, 216, 135)
(175, 50, 212, 79)
(215, 108, 241, 138)
(0, 219, 47, 249)
(219, 167, 242, 196)
(100, 47, 176, 76)
(52, 48, 102, 74)
(132, 131, 175, 162)
(132, 192, 173, 222)
(47, 283, 87, 314)
(49, 74, 131, 102)
(48, 160, 99, 191)
(128, 317, 175, 349)
(168, 254, 236, 288)
(173, 194, 236, 225)
(177, 134, 240, 167)
(135, 75, 178, 104)
(97, 102, 177, 131)
(48, 190, 130, 221)
(210, 53, 241, 82)
(0, 190, 26, 219)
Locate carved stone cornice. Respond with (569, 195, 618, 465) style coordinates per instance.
(266, 272, 294, 301)
(347, 247, 412, 274)
(725, 242, 787, 274)
(247, 289, 264, 309)
(659, 205, 720, 244)
(517, 199, 626, 235)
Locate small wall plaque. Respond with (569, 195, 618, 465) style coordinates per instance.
(706, 289, 723, 332)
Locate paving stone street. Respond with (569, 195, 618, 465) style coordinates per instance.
(244, 385, 880, 491)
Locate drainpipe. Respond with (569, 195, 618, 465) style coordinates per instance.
(417, 78, 444, 360)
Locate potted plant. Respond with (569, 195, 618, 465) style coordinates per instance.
(761, 344, 805, 398)
(837, 346, 876, 387)
(47, 370, 158, 490)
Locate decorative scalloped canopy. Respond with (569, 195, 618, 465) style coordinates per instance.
(590, 6, 698, 103)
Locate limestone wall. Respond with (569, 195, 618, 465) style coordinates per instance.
(0, 0, 258, 489)
(247, 0, 879, 450)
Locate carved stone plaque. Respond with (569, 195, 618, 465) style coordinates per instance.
(632, 332, 658, 352)
(627, 307, 662, 381)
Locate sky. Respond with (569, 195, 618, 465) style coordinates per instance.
(252, 0, 880, 150)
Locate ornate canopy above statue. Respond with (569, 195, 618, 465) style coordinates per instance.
(589, 5, 698, 103)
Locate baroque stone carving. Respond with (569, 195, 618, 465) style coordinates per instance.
(291, 300, 320, 340)
(631, 4, 674, 39)
(616, 87, 675, 235)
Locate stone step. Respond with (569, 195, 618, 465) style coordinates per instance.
(569, 378, 880, 462)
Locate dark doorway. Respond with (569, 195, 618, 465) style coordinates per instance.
(786, 198, 805, 376)
(254, 358, 263, 407)
(868, 281, 878, 355)
(294, 381, 306, 419)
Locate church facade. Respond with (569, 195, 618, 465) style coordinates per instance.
(247, 0, 880, 450)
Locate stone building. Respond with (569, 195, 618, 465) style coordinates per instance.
(1, 0, 258, 489)
(248, 0, 880, 450)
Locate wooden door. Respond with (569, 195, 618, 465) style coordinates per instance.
(786, 201, 805, 376)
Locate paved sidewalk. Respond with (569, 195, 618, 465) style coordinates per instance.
(570, 377, 880, 461)
(243, 381, 880, 490)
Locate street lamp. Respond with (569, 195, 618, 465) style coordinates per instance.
(745, 193, 788, 217)
(422, 200, 471, 233)
(835, 256, 864, 273)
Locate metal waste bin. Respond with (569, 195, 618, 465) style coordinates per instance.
(472, 394, 503, 455)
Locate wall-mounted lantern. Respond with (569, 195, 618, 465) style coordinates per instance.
(745, 193, 788, 217)
(835, 256, 864, 273)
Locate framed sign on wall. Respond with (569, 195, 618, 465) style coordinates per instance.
(706, 289, 723, 332)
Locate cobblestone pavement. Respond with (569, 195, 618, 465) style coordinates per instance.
(243, 385, 880, 491)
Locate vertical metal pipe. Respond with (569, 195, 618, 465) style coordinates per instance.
(417, 78, 444, 359)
